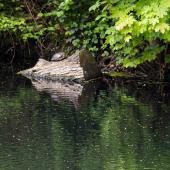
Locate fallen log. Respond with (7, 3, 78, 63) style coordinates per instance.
(18, 50, 102, 83)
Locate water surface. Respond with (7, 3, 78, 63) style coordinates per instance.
(0, 75, 170, 170)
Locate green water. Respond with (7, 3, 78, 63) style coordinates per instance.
(0, 75, 170, 170)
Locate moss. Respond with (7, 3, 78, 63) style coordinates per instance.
(103, 71, 135, 78)
(79, 49, 102, 80)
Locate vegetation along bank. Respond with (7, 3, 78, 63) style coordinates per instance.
(0, 0, 169, 81)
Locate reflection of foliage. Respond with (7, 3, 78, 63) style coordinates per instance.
(0, 81, 170, 169)
(88, 86, 170, 170)
(0, 88, 41, 120)
(73, 84, 170, 170)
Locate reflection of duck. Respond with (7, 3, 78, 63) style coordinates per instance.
(51, 52, 66, 61)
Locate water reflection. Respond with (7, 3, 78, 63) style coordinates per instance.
(0, 77, 170, 170)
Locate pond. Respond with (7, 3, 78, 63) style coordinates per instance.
(0, 73, 170, 170)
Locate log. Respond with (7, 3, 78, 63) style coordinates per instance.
(18, 50, 102, 83)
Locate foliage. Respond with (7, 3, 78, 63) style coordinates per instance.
(101, 0, 170, 67)
(0, 0, 46, 41)
(42, 0, 170, 68)
(40, 0, 170, 68)
(0, 0, 169, 71)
